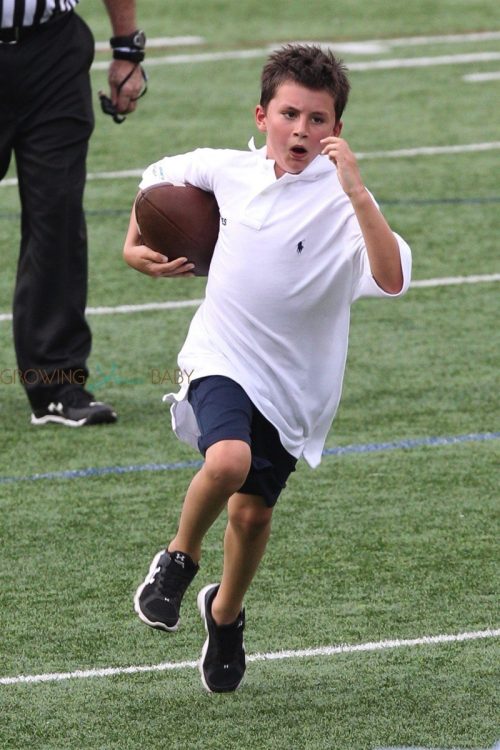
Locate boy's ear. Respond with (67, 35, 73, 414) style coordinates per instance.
(255, 104, 267, 132)
(333, 120, 343, 137)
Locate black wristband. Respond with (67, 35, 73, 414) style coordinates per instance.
(110, 30, 146, 62)
(113, 48, 145, 63)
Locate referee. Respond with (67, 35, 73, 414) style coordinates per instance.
(0, 1, 146, 426)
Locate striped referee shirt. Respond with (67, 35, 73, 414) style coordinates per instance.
(0, 0, 79, 28)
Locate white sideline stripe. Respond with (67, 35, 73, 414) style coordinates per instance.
(326, 31, 500, 55)
(369, 30, 500, 47)
(347, 51, 500, 71)
(1, 275, 499, 323)
(0, 299, 205, 322)
(464, 71, 500, 82)
(87, 299, 205, 315)
(1, 628, 498, 686)
(355, 142, 500, 159)
(411, 273, 500, 288)
(91, 49, 500, 71)
(1, 142, 499, 188)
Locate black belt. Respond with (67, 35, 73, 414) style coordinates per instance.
(0, 13, 70, 44)
(0, 26, 39, 43)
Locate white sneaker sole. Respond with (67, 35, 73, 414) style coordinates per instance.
(31, 403, 116, 427)
(31, 414, 87, 427)
(134, 551, 180, 632)
(197, 584, 219, 693)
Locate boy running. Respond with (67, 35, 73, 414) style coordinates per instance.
(124, 44, 412, 693)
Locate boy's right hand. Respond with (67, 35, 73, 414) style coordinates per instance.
(123, 243, 196, 277)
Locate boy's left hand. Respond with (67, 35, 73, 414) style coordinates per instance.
(124, 243, 195, 277)
(320, 137, 365, 200)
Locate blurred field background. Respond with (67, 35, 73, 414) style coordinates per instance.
(0, 1, 499, 748)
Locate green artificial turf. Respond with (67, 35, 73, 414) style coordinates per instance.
(1, 2, 499, 747)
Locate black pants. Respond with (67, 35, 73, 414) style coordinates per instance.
(0, 13, 95, 409)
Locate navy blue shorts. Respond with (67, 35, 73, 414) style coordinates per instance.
(188, 375, 297, 507)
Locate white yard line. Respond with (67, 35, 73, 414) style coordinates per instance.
(326, 31, 500, 54)
(347, 51, 500, 71)
(355, 142, 500, 159)
(365, 30, 500, 47)
(1, 274, 499, 323)
(464, 71, 500, 82)
(1, 627, 498, 686)
(411, 273, 500, 288)
(86, 299, 205, 315)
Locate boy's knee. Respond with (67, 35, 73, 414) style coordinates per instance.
(204, 440, 251, 494)
(228, 500, 273, 537)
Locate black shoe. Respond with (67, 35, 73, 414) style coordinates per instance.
(197, 584, 246, 693)
(134, 549, 199, 632)
(31, 388, 117, 427)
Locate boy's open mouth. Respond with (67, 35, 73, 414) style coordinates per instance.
(290, 145, 307, 155)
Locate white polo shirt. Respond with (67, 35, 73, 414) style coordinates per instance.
(140, 145, 412, 467)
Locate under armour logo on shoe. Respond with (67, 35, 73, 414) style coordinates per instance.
(48, 402, 63, 414)
(173, 552, 186, 568)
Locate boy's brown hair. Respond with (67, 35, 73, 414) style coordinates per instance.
(260, 44, 350, 122)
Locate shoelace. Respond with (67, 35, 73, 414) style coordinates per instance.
(156, 556, 193, 600)
(213, 618, 244, 664)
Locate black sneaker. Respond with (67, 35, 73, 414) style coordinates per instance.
(197, 584, 246, 693)
(31, 388, 117, 427)
(134, 549, 199, 632)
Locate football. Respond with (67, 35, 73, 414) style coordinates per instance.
(134, 183, 220, 276)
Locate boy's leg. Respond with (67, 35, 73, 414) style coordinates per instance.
(134, 438, 251, 631)
(169, 439, 252, 563)
(197, 491, 272, 693)
(196, 406, 297, 692)
(211, 492, 273, 625)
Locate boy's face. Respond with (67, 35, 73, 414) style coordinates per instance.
(255, 81, 342, 178)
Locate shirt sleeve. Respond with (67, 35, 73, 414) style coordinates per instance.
(351, 232, 412, 301)
(139, 148, 219, 192)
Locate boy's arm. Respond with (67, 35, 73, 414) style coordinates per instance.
(321, 137, 403, 295)
(123, 203, 195, 277)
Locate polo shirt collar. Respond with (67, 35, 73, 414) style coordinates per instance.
(247, 137, 333, 182)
